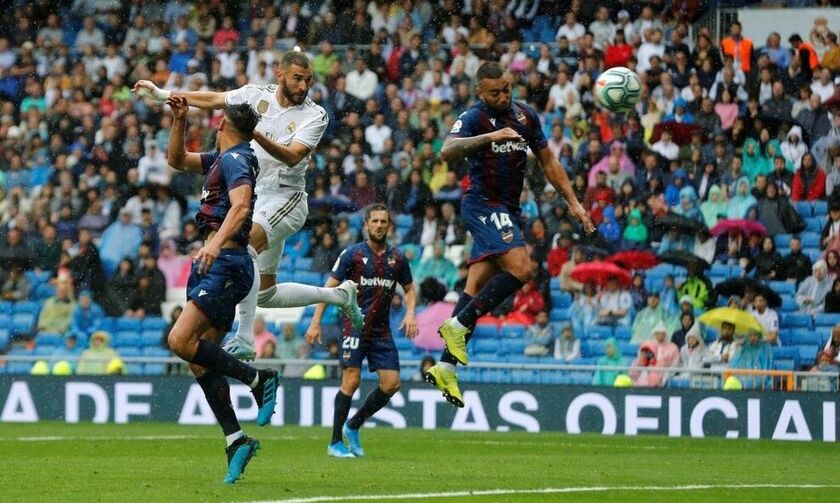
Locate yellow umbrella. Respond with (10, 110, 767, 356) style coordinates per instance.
(698, 307, 764, 336)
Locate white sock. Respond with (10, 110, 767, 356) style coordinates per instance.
(225, 430, 244, 447)
(449, 317, 467, 331)
(257, 282, 347, 308)
(233, 259, 260, 343)
(439, 362, 456, 372)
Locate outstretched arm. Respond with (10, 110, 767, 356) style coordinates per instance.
(166, 96, 203, 173)
(253, 132, 312, 166)
(537, 146, 595, 233)
(133, 80, 227, 109)
(440, 127, 522, 162)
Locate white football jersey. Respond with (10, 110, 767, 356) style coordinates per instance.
(225, 84, 328, 193)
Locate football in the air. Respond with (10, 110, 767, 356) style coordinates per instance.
(593, 67, 642, 113)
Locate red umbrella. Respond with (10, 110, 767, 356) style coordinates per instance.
(650, 122, 704, 146)
(606, 251, 659, 271)
(710, 219, 767, 238)
(571, 261, 632, 288)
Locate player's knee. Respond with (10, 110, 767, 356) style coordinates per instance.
(510, 259, 537, 282)
(381, 380, 400, 395)
(256, 285, 277, 307)
(167, 331, 185, 356)
(189, 364, 206, 378)
(341, 373, 360, 393)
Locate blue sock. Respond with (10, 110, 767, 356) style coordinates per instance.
(347, 388, 392, 430)
(456, 272, 525, 329)
(191, 340, 257, 386)
(196, 371, 241, 436)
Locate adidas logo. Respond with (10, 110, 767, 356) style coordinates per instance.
(198, 290, 208, 297)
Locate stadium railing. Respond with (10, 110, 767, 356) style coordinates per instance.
(2, 354, 836, 392)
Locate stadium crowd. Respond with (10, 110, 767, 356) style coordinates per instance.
(2, 0, 840, 388)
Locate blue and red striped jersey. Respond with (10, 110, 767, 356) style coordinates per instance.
(197, 143, 259, 248)
(331, 241, 413, 339)
(447, 99, 548, 214)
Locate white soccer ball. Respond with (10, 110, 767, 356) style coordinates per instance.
(593, 67, 642, 113)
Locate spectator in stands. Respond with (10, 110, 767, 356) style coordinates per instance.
(76, 331, 119, 375)
(570, 281, 598, 334)
(524, 311, 555, 357)
(52, 333, 81, 362)
(275, 323, 299, 360)
(781, 126, 808, 171)
(34, 225, 61, 272)
(749, 293, 780, 345)
(553, 324, 580, 362)
(99, 208, 143, 275)
(37, 277, 75, 334)
(0, 228, 33, 271)
(670, 312, 696, 349)
(412, 356, 437, 383)
(560, 247, 585, 293)
(631, 292, 676, 344)
(251, 316, 277, 359)
(596, 277, 633, 327)
(125, 274, 162, 318)
(591, 337, 624, 386)
(105, 258, 136, 317)
(510, 280, 546, 325)
(631, 326, 678, 387)
(678, 264, 715, 310)
(676, 324, 705, 378)
(1, 265, 30, 301)
(758, 182, 805, 236)
(811, 350, 840, 373)
(797, 259, 832, 314)
(730, 330, 774, 389)
(752, 237, 784, 281)
(415, 241, 458, 290)
(704, 321, 738, 368)
(311, 232, 340, 274)
(70, 290, 104, 335)
(823, 278, 840, 314)
(784, 236, 813, 284)
(620, 208, 648, 250)
(727, 177, 757, 219)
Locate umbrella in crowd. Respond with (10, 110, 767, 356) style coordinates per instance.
(714, 278, 782, 309)
(698, 307, 765, 336)
(657, 250, 711, 271)
(653, 213, 707, 235)
(571, 261, 632, 288)
(606, 250, 659, 271)
(650, 122, 704, 145)
(710, 219, 767, 238)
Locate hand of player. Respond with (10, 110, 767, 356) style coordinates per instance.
(490, 127, 524, 143)
(194, 241, 221, 274)
(400, 313, 418, 340)
(132, 80, 171, 102)
(569, 201, 595, 234)
(305, 324, 322, 345)
(166, 95, 189, 119)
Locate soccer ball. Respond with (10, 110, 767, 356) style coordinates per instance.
(594, 67, 642, 113)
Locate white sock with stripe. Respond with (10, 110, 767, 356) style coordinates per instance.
(233, 258, 260, 344)
(225, 430, 244, 447)
(257, 283, 347, 308)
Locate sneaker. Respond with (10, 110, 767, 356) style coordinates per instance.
(336, 280, 365, 331)
(438, 318, 469, 365)
(224, 435, 260, 484)
(343, 422, 364, 457)
(251, 369, 280, 426)
(424, 363, 464, 408)
(223, 336, 256, 362)
(327, 441, 356, 458)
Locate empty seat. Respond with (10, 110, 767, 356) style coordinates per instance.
(613, 326, 631, 340)
(806, 216, 823, 233)
(118, 347, 142, 357)
(792, 329, 824, 346)
(502, 339, 527, 354)
(812, 200, 828, 216)
(783, 313, 813, 329)
(472, 324, 499, 339)
(549, 308, 570, 322)
(550, 292, 572, 308)
(769, 281, 795, 296)
(13, 301, 41, 315)
(775, 359, 796, 371)
(584, 325, 613, 340)
(115, 317, 142, 332)
(295, 257, 313, 270)
(114, 332, 142, 348)
(499, 324, 526, 338)
(34, 345, 57, 356)
(582, 340, 606, 357)
(794, 201, 812, 217)
(0, 329, 10, 351)
(142, 317, 167, 330)
(774, 234, 792, 248)
(144, 364, 167, 375)
(472, 339, 499, 354)
(35, 332, 63, 347)
(395, 214, 413, 228)
(11, 313, 35, 337)
(797, 345, 819, 365)
(814, 313, 840, 328)
(801, 232, 821, 249)
(620, 342, 639, 357)
(141, 331, 162, 347)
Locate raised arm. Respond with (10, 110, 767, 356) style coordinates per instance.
(134, 80, 227, 109)
(537, 146, 595, 233)
(440, 127, 521, 162)
(253, 132, 312, 166)
(166, 96, 203, 173)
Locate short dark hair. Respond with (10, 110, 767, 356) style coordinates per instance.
(365, 203, 391, 223)
(476, 62, 505, 82)
(224, 103, 261, 136)
(280, 50, 311, 69)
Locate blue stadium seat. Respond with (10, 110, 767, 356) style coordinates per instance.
(620, 342, 639, 357)
(141, 331, 162, 347)
(142, 317, 167, 331)
(775, 359, 796, 371)
(471, 324, 499, 339)
(549, 277, 561, 291)
(34, 345, 56, 356)
(398, 350, 415, 361)
(792, 329, 824, 345)
(347, 213, 363, 229)
(277, 271, 294, 283)
(710, 263, 730, 276)
(805, 248, 822, 262)
(13, 301, 41, 315)
(114, 332, 142, 348)
(812, 200, 828, 217)
(774, 234, 792, 248)
(584, 325, 613, 340)
(805, 216, 823, 233)
(773, 346, 800, 366)
(797, 345, 819, 365)
(550, 292, 572, 308)
(115, 317, 142, 332)
(814, 314, 840, 328)
(35, 332, 63, 347)
(144, 364, 167, 375)
(296, 257, 313, 270)
(11, 313, 35, 337)
(769, 281, 796, 296)
(394, 337, 413, 351)
(782, 313, 813, 329)
(549, 308, 570, 322)
(582, 340, 606, 357)
(801, 232, 821, 249)
(472, 339, 498, 354)
(794, 201, 813, 218)
(499, 324, 526, 338)
(293, 271, 323, 285)
(0, 301, 12, 314)
(614, 326, 631, 340)
(395, 214, 413, 229)
(33, 283, 55, 300)
(118, 347, 142, 357)
(502, 339, 527, 355)
(311, 351, 330, 360)
(0, 329, 10, 351)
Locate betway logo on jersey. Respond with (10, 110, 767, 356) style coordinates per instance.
(360, 276, 394, 288)
(490, 140, 527, 154)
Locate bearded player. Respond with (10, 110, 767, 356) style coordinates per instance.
(133, 51, 363, 362)
(425, 62, 595, 407)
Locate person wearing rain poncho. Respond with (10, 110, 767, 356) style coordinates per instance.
(700, 184, 728, 228)
(76, 331, 120, 375)
(591, 337, 625, 386)
(781, 125, 809, 170)
(796, 259, 833, 314)
(726, 177, 757, 219)
(598, 206, 622, 248)
(630, 322, 680, 387)
(621, 208, 648, 249)
(730, 330, 774, 389)
(742, 138, 770, 184)
(631, 292, 679, 343)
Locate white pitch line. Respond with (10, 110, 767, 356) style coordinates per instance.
(250, 484, 840, 503)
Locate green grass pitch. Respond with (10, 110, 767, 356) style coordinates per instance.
(1, 422, 839, 502)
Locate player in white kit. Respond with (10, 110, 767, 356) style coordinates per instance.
(133, 51, 363, 361)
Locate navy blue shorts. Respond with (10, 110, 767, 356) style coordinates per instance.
(339, 335, 400, 372)
(186, 248, 254, 332)
(461, 197, 526, 265)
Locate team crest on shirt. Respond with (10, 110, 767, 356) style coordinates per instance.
(515, 111, 527, 124)
(342, 351, 351, 360)
(387, 255, 397, 267)
(501, 229, 514, 243)
(286, 121, 296, 134)
(257, 100, 269, 114)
